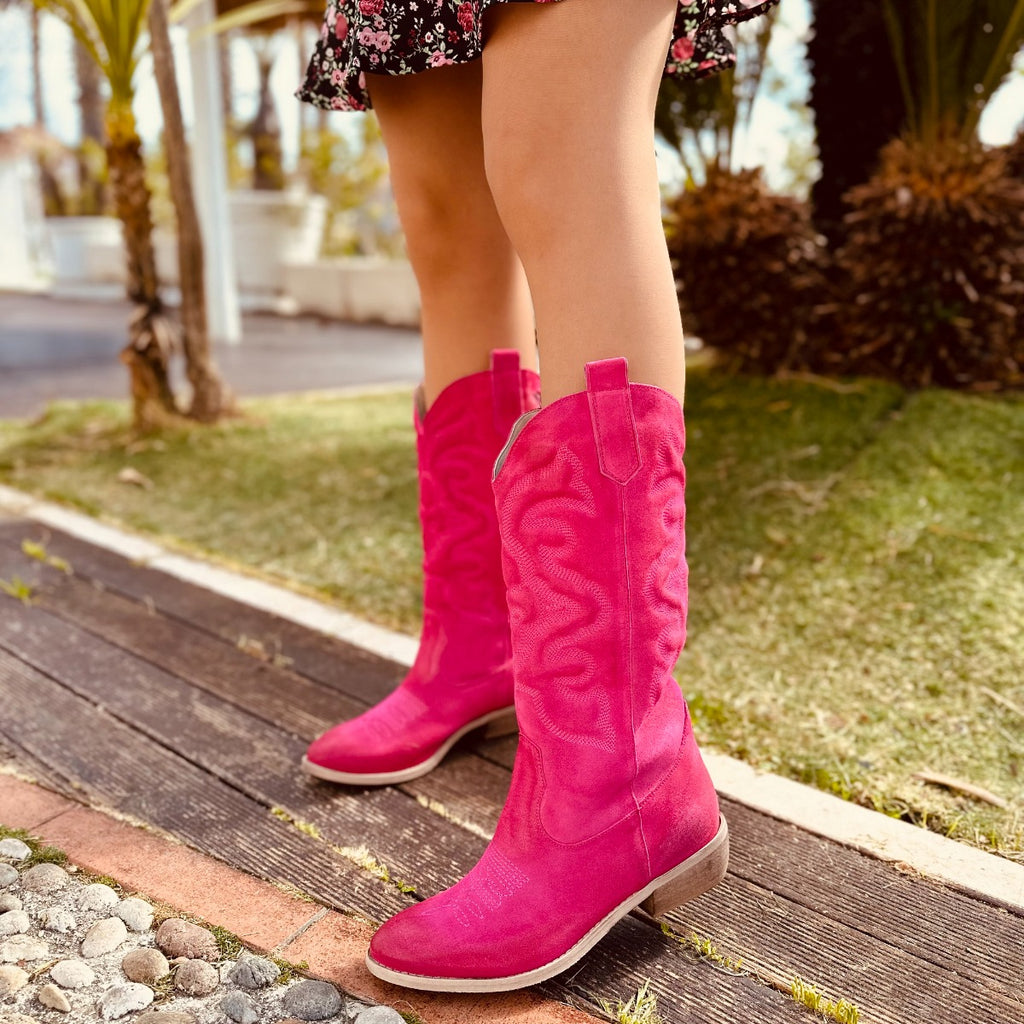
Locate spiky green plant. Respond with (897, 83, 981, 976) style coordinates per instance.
(820, 1, 1024, 388)
(827, 133, 1024, 388)
(881, 0, 1024, 147)
(665, 164, 831, 373)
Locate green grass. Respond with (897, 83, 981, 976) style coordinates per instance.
(1, 371, 1021, 858)
(0, 825, 69, 868)
(600, 981, 664, 1024)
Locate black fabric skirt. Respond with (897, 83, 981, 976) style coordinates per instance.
(297, 0, 782, 112)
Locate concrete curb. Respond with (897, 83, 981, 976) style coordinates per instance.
(1, 483, 1022, 914)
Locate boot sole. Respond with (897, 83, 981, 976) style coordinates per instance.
(300, 706, 518, 786)
(365, 814, 729, 992)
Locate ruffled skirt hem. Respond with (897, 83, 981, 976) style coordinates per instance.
(297, 0, 781, 112)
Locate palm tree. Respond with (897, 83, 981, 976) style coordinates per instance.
(150, 0, 235, 421)
(73, 37, 107, 213)
(36, 0, 180, 428)
(806, 2, 907, 247)
(827, 0, 1024, 388)
(881, 0, 1024, 145)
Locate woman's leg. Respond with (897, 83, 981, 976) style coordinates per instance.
(365, 61, 536, 409)
(366, 0, 727, 993)
(481, 0, 685, 405)
(302, 59, 544, 788)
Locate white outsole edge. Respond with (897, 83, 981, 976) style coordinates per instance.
(301, 706, 517, 786)
(363, 818, 729, 992)
(2, 483, 1022, 914)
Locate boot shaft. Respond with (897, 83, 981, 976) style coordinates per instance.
(410, 350, 541, 684)
(493, 357, 690, 843)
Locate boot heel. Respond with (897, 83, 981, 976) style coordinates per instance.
(480, 708, 518, 740)
(640, 816, 729, 918)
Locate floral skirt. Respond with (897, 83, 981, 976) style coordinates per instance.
(297, 0, 781, 112)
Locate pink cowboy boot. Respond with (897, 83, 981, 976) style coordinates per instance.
(302, 349, 541, 785)
(366, 356, 728, 990)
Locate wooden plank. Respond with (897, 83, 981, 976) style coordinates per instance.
(0, 649, 404, 922)
(3, 595, 1019, 1024)
(4, 525, 1024, 1022)
(0, 635, 807, 1021)
(0, 535, 516, 853)
(0, 519, 403, 705)
(542, 913, 809, 1024)
(717, 800, 1024, 984)
(468, 731, 1024, 996)
(668, 874, 1024, 1024)
(0, 599, 493, 901)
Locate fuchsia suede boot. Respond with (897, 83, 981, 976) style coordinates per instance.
(302, 350, 541, 785)
(366, 356, 728, 991)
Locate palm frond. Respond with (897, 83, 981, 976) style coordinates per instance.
(882, 0, 1024, 142)
(34, 0, 151, 102)
(171, 0, 313, 34)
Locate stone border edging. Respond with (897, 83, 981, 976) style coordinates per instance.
(1, 483, 1021, 914)
(0, 773, 598, 1024)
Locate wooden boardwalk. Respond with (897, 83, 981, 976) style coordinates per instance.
(0, 515, 1021, 1024)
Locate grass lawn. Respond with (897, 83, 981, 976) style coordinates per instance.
(1, 370, 1021, 860)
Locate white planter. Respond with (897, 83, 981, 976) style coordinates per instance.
(46, 216, 123, 285)
(0, 155, 51, 289)
(228, 190, 328, 295)
(282, 258, 420, 328)
(43, 193, 329, 299)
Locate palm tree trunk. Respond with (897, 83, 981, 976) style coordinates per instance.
(30, 4, 66, 215)
(807, 0, 907, 247)
(250, 42, 285, 190)
(105, 103, 180, 429)
(74, 39, 107, 213)
(30, 5, 44, 128)
(148, 0, 235, 423)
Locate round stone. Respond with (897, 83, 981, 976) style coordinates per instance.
(50, 959, 96, 989)
(353, 1008, 405, 1024)
(0, 911, 29, 936)
(37, 983, 71, 1013)
(20, 863, 68, 893)
(228, 956, 280, 990)
(121, 948, 170, 985)
(115, 897, 153, 933)
(0, 965, 29, 997)
(136, 1013, 198, 1024)
(0, 867, 17, 889)
(0, 896, 21, 914)
(0, 840, 31, 862)
(172, 958, 218, 997)
(282, 980, 344, 1021)
(98, 982, 154, 1020)
(220, 991, 258, 1024)
(155, 919, 220, 962)
(81, 917, 128, 958)
(39, 908, 76, 934)
(0, 935, 48, 962)
(79, 883, 119, 912)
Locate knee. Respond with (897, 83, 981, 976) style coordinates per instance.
(482, 118, 566, 254)
(394, 169, 478, 279)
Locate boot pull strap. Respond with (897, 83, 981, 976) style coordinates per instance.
(586, 358, 641, 484)
(490, 349, 524, 436)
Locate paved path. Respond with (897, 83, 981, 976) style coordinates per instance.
(1, 513, 1022, 1024)
(0, 292, 424, 419)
